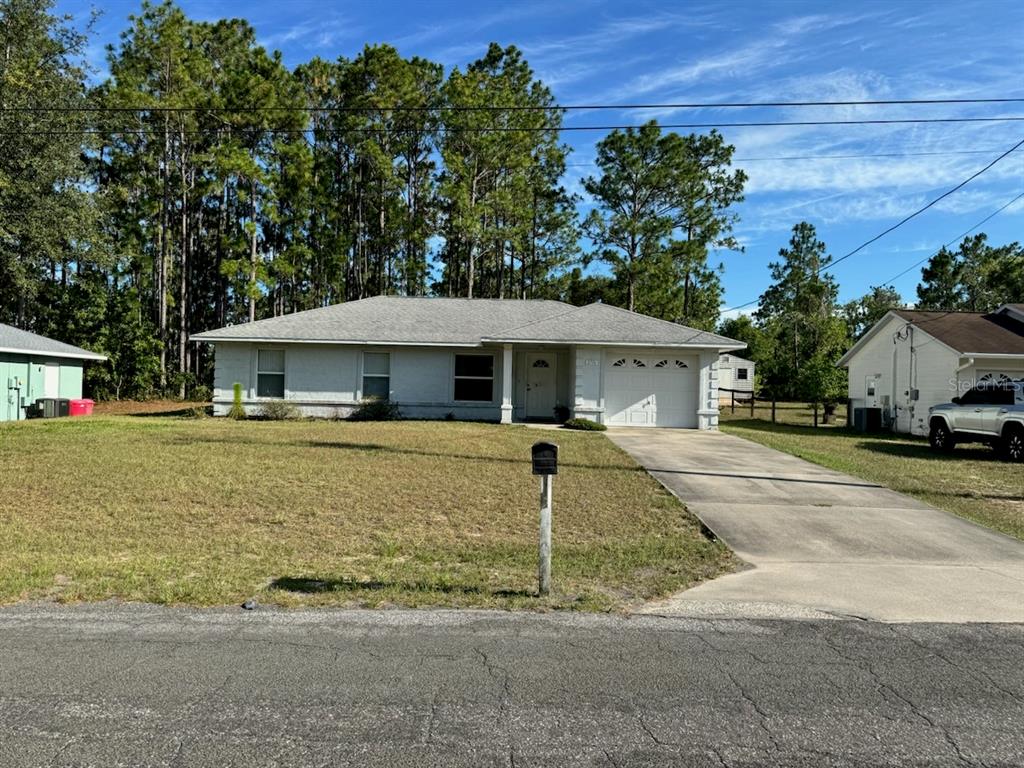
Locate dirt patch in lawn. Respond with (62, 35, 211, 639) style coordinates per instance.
(92, 399, 209, 417)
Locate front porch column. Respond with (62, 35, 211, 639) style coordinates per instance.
(500, 343, 514, 424)
(696, 350, 720, 430)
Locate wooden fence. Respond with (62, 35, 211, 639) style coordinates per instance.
(718, 388, 843, 428)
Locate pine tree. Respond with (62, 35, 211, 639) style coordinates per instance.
(755, 222, 849, 401)
(582, 121, 744, 319)
(0, 0, 101, 331)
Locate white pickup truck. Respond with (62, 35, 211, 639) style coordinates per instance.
(928, 382, 1024, 462)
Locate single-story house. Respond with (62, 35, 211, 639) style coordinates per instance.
(717, 353, 755, 401)
(838, 303, 1024, 436)
(0, 323, 106, 422)
(191, 297, 746, 428)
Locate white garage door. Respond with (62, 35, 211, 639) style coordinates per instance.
(605, 353, 699, 428)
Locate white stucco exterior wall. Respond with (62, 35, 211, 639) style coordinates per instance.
(845, 315, 961, 436)
(209, 340, 724, 428)
(571, 346, 604, 422)
(211, 342, 509, 420)
(697, 350, 720, 429)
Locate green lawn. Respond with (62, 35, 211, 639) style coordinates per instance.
(721, 419, 1024, 541)
(0, 416, 734, 611)
(719, 399, 848, 428)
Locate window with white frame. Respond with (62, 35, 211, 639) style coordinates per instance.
(737, 368, 748, 380)
(454, 354, 494, 402)
(256, 349, 285, 398)
(362, 352, 391, 400)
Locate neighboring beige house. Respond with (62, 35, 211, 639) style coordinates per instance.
(192, 297, 745, 429)
(717, 353, 755, 402)
(838, 304, 1024, 436)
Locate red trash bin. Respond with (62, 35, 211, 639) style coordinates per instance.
(68, 399, 95, 417)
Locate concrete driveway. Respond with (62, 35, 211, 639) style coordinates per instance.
(609, 429, 1024, 622)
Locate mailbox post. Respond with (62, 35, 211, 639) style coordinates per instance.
(531, 441, 558, 596)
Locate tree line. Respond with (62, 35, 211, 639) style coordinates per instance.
(2, 0, 1019, 404)
(0, 0, 747, 399)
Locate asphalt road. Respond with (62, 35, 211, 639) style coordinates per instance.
(2, 606, 1023, 767)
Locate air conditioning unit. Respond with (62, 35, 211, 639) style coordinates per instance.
(36, 398, 58, 418)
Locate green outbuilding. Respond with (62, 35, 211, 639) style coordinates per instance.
(0, 323, 106, 422)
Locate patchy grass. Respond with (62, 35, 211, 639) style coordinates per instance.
(719, 400, 848, 428)
(0, 417, 734, 611)
(721, 419, 1024, 541)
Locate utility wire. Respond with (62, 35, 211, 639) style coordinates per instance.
(9, 115, 1024, 138)
(4, 96, 1024, 113)
(722, 136, 1024, 313)
(878, 191, 1024, 286)
(563, 148, 1013, 167)
(827, 136, 1024, 270)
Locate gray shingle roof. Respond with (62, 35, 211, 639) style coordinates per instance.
(190, 296, 573, 345)
(191, 296, 744, 350)
(0, 323, 106, 361)
(482, 302, 745, 348)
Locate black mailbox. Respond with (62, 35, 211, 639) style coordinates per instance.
(531, 441, 558, 475)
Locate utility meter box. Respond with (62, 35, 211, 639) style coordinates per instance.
(531, 442, 558, 475)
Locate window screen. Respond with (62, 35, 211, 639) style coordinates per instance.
(257, 349, 285, 398)
(362, 352, 390, 400)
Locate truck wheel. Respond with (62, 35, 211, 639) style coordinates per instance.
(929, 421, 955, 452)
(1001, 425, 1024, 463)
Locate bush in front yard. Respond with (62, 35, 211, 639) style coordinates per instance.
(257, 400, 300, 420)
(563, 417, 607, 431)
(348, 399, 402, 421)
(228, 382, 247, 420)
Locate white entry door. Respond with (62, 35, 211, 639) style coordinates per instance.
(526, 353, 557, 419)
(605, 353, 700, 428)
(43, 364, 59, 399)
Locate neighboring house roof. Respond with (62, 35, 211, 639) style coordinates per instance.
(191, 296, 745, 350)
(838, 308, 1024, 366)
(0, 323, 106, 361)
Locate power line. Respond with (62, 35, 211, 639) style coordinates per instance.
(878, 191, 1024, 285)
(9, 115, 1024, 138)
(5, 96, 1024, 113)
(563, 148, 1013, 167)
(722, 136, 1024, 313)
(827, 136, 1024, 270)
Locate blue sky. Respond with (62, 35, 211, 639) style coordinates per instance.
(62, 0, 1024, 313)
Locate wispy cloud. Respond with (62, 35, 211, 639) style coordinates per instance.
(258, 14, 360, 53)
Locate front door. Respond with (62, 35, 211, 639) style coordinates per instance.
(43, 363, 59, 399)
(526, 353, 557, 420)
